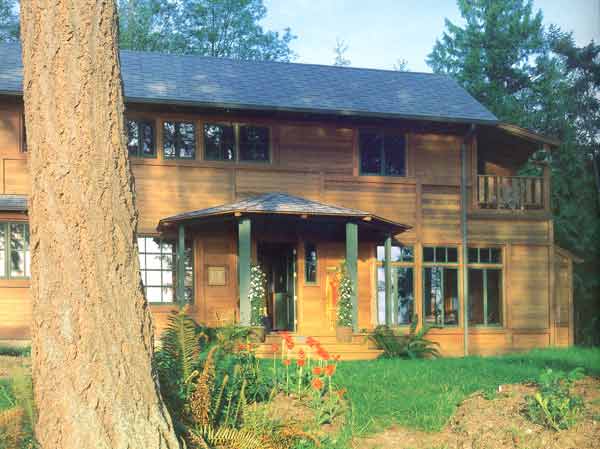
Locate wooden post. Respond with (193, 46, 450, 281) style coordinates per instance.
(238, 217, 252, 325)
(346, 222, 358, 332)
(384, 234, 392, 326)
(177, 223, 185, 306)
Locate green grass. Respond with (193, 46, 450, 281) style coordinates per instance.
(0, 345, 30, 357)
(336, 347, 600, 435)
(0, 378, 15, 410)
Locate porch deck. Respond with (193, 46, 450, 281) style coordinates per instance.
(255, 333, 383, 361)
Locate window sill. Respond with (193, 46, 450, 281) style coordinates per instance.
(0, 279, 30, 288)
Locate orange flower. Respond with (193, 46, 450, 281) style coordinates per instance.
(312, 367, 322, 376)
(336, 388, 347, 399)
(286, 340, 295, 350)
(280, 331, 293, 344)
(333, 354, 342, 362)
(283, 359, 291, 367)
(311, 377, 324, 390)
(238, 343, 247, 351)
(306, 336, 319, 347)
(298, 349, 306, 360)
(271, 344, 280, 353)
(297, 359, 306, 367)
(317, 347, 330, 361)
(325, 364, 336, 377)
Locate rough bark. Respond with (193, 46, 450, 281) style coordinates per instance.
(20, 1, 180, 448)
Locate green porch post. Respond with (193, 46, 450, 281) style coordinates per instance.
(177, 223, 185, 306)
(238, 217, 252, 326)
(384, 234, 392, 326)
(346, 222, 358, 332)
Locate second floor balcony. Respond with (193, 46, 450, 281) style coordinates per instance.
(476, 174, 546, 211)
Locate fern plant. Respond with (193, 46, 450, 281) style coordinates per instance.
(370, 317, 440, 359)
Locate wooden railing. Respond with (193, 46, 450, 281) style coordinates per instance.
(477, 175, 545, 210)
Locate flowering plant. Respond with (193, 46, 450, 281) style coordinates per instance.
(249, 264, 267, 327)
(337, 263, 353, 327)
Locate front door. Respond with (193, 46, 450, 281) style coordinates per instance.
(258, 242, 296, 331)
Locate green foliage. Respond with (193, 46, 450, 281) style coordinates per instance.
(333, 38, 350, 67)
(215, 322, 252, 353)
(249, 264, 267, 327)
(370, 318, 440, 359)
(0, 368, 36, 449)
(0, 0, 18, 43)
(336, 263, 353, 327)
(526, 367, 584, 431)
(0, 346, 30, 357)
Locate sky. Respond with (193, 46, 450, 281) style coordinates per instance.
(262, 0, 600, 72)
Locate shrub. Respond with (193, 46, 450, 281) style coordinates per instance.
(249, 265, 267, 327)
(526, 367, 584, 431)
(369, 318, 440, 359)
(0, 346, 30, 357)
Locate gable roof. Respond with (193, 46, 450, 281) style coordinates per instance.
(0, 43, 497, 125)
(158, 192, 410, 234)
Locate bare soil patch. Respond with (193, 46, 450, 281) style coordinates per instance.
(356, 377, 600, 449)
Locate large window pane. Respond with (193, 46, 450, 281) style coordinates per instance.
(487, 270, 502, 324)
(239, 126, 269, 161)
(304, 242, 317, 283)
(0, 225, 5, 277)
(360, 131, 382, 174)
(163, 121, 195, 159)
(376, 245, 414, 262)
(468, 268, 502, 326)
(126, 120, 139, 156)
(204, 123, 235, 161)
(384, 134, 406, 176)
(140, 121, 155, 156)
(127, 119, 155, 157)
(396, 267, 414, 325)
(9, 223, 28, 278)
(377, 267, 386, 324)
(424, 267, 458, 326)
(468, 269, 484, 325)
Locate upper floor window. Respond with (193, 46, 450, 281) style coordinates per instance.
(0, 222, 30, 279)
(163, 121, 196, 160)
(204, 124, 236, 161)
(468, 247, 503, 326)
(359, 130, 406, 176)
(137, 236, 193, 303)
(239, 125, 270, 162)
(127, 119, 155, 157)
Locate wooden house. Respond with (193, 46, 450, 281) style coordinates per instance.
(0, 43, 577, 359)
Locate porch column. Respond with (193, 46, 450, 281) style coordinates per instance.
(346, 222, 358, 332)
(177, 223, 186, 306)
(238, 217, 252, 326)
(384, 234, 393, 326)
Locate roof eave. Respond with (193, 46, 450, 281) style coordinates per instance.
(497, 123, 561, 148)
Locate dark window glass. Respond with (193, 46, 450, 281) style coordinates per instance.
(424, 267, 459, 326)
(468, 268, 502, 325)
(424, 247, 435, 262)
(435, 247, 446, 262)
(127, 119, 155, 157)
(204, 123, 235, 161)
(396, 267, 414, 325)
(491, 248, 502, 264)
(384, 134, 406, 176)
(137, 236, 193, 303)
(239, 126, 269, 161)
(163, 121, 196, 159)
(468, 247, 502, 264)
(468, 247, 479, 263)
(447, 247, 458, 263)
(360, 132, 382, 174)
(480, 248, 491, 263)
(305, 242, 317, 283)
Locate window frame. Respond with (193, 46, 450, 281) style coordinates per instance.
(203, 122, 237, 162)
(126, 118, 157, 159)
(202, 122, 272, 164)
(358, 129, 408, 177)
(162, 120, 197, 160)
(422, 245, 460, 327)
(467, 246, 504, 327)
(375, 244, 415, 326)
(137, 235, 194, 304)
(0, 221, 30, 280)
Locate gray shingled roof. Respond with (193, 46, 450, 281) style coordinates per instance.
(0, 195, 27, 211)
(158, 192, 410, 232)
(0, 43, 497, 124)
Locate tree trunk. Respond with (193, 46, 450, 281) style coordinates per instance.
(20, 1, 180, 448)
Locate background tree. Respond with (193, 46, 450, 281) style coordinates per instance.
(333, 37, 350, 67)
(428, 0, 600, 345)
(20, 0, 181, 447)
(393, 58, 409, 71)
(0, 0, 18, 42)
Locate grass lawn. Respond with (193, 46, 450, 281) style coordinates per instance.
(336, 347, 600, 436)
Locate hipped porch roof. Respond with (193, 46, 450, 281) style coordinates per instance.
(158, 192, 410, 234)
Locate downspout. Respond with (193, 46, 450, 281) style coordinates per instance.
(461, 124, 476, 357)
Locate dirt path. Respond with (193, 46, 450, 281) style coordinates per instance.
(355, 377, 600, 449)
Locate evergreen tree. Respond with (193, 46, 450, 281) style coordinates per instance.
(0, 0, 18, 42)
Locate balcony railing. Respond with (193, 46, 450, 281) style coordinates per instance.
(477, 175, 545, 210)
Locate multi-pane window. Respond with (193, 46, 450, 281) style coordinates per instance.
(239, 125, 270, 162)
(304, 242, 317, 283)
(359, 130, 406, 176)
(376, 245, 414, 325)
(423, 246, 459, 326)
(204, 124, 236, 161)
(137, 236, 193, 303)
(127, 119, 155, 157)
(468, 247, 503, 326)
(0, 222, 30, 279)
(163, 121, 196, 159)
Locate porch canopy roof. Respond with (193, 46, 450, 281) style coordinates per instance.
(157, 192, 410, 236)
